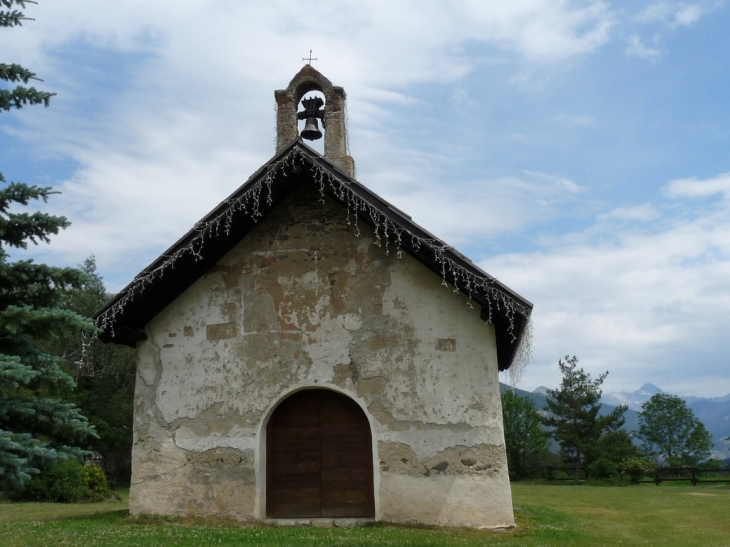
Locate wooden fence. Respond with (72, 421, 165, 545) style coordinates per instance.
(511, 466, 588, 481)
(512, 466, 730, 484)
(652, 467, 730, 485)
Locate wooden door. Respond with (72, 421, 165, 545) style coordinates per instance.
(266, 390, 374, 518)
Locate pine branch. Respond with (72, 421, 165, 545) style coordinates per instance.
(0, 182, 68, 249)
(0, 431, 55, 490)
(0, 353, 39, 389)
(0, 259, 94, 312)
(0, 211, 70, 248)
(1, 1, 37, 8)
(0, 181, 58, 208)
(1, 395, 96, 448)
(0, 63, 41, 84)
(0, 10, 30, 27)
(0, 86, 55, 111)
(0, 306, 96, 340)
(0, 1, 37, 29)
(0, 0, 37, 27)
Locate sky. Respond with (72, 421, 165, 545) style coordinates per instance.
(2, 0, 729, 398)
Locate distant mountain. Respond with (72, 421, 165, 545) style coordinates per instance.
(601, 383, 730, 415)
(601, 383, 664, 412)
(498, 383, 641, 432)
(600, 385, 730, 452)
(683, 393, 730, 404)
(500, 382, 730, 458)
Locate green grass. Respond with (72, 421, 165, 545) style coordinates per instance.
(512, 481, 730, 546)
(0, 483, 728, 546)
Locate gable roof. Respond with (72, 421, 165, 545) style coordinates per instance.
(94, 139, 533, 371)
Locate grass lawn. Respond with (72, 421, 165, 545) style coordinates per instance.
(1, 483, 728, 546)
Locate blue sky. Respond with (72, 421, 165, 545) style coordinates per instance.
(2, 0, 729, 397)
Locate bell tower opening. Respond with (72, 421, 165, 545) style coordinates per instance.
(297, 90, 326, 154)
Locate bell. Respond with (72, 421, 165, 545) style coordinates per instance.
(301, 117, 323, 140)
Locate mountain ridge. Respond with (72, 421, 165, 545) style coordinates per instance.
(500, 382, 730, 459)
(602, 384, 730, 411)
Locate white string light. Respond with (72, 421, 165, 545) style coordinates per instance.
(96, 146, 532, 360)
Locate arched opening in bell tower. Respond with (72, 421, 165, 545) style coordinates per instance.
(296, 87, 326, 154)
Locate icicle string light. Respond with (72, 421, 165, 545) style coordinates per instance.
(96, 146, 531, 348)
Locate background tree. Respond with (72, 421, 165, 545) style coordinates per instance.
(501, 388, 550, 480)
(541, 356, 626, 484)
(0, 0, 96, 491)
(584, 429, 640, 479)
(637, 393, 713, 467)
(48, 257, 136, 485)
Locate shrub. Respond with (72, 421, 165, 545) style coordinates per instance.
(20, 458, 90, 502)
(588, 457, 618, 479)
(620, 456, 657, 483)
(82, 464, 110, 499)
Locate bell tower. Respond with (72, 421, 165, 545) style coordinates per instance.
(275, 65, 355, 177)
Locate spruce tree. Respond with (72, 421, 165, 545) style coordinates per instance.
(541, 356, 627, 484)
(1, 0, 96, 491)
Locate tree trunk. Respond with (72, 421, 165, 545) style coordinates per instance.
(574, 449, 581, 485)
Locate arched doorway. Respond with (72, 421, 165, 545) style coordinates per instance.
(266, 389, 375, 518)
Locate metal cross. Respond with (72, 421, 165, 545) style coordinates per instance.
(302, 50, 318, 65)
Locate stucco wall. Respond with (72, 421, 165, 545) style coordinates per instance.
(129, 184, 514, 528)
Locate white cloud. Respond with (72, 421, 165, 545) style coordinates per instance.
(674, 4, 705, 25)
(390, 178, 571, 243)
(626, 2, 722, 61)
(665, 173, 730, 199)
(484, 173, 730, 397)
(637, 2, 681, 23)
(523, 171, 587, 194)
(598, 204, 660, 222)
(19, 0, 618, 84)
(352, 162, 590, 249)
(5, 0, 618, 282)
(625, 34, 662, 59)
(636, 1, 710, 27)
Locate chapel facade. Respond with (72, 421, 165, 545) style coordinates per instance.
(95, 65, 532, 528)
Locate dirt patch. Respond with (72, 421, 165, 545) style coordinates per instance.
(686, 492, 717, 496)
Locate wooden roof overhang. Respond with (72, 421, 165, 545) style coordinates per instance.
(93, 139, 533, 371)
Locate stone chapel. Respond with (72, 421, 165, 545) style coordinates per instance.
(94, 65, 533, 528)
